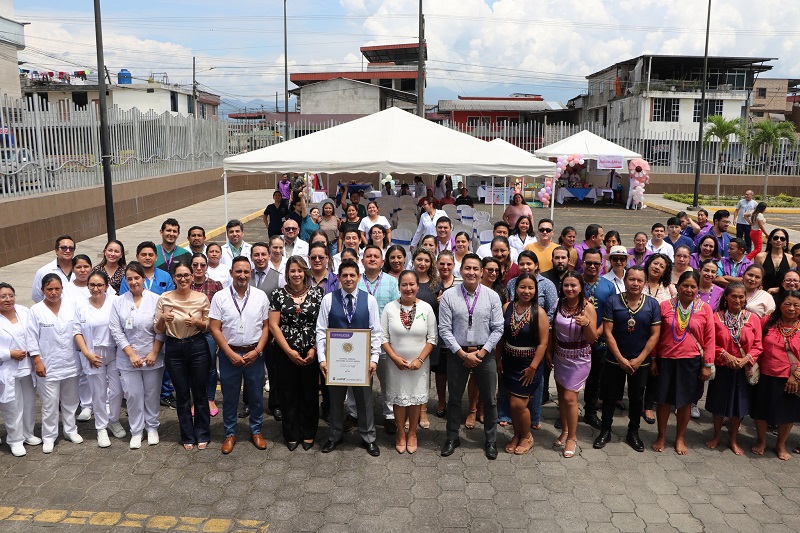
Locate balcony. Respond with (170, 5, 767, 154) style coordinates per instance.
(0, 16, 25, 50)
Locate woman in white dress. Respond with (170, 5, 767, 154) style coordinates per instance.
(109, 262, 165, 449)
(73, 271, 126, 448)
(205, 243, 231, 287)
(381, 270, 437, 454)
(358, 202, 392, 246)
(0, 282, 40, 456)
(509, 215, 537, 255)
(26, 274, 83, 453)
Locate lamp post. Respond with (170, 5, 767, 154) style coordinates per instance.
(93, 0, 115, 240)
(284, 0, 290, 141)
(690, 0, 712, 209)
(417, 0, 425, 117)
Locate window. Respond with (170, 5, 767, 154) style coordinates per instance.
(496, 116, 509, 126)
(170, 91, 179, 113)
(652, 98, 679, 122)
(72, 92, 88, 108)
(754, 111, 764, 117)
(188, 95, 195, 114)
(466, 116, 480, 127)
(693, 99, 723, 122)
(757, 87, 767, 98)
(399, 78, 416, 92)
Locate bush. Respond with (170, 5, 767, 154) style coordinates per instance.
(663, 193, 800, 208)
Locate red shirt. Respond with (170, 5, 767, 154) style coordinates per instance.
(712, 311, 762, 366)
(656, 299, 715, 363)
(759, 317, 800, 378)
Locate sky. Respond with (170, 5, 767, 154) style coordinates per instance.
(13, 0, 800, 113)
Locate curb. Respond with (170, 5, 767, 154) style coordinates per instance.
(178, 210, 265, 249)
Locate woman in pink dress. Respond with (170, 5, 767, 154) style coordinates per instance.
(502, 194, 533, 230)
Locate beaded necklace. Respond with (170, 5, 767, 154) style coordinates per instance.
(510, 302, 531, 337)
(621, 293, 645, 333)
(671, 298, 694, 343)
(399, 300, 417, 330)
(778, 319, 800, 340)
(721, 310, 747, 344)
(285, 286, 309, 315)
(585, 281, 598, 307)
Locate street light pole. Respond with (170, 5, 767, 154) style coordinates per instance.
(417, 0, 425, 117)
(93, 0, 116, 240)
(691, 0, 712, 209)
(284, 0, 290, 141)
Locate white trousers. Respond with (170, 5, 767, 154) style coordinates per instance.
(79, 370, 92, 410)
(38, 376, 80, 442)
(87, 360, 122, 430)
(347, 352, 393, 420)
(119, 368, 163, 436)
(0, 374, 37, 445)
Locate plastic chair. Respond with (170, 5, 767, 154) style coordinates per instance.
(478, 229, 494, 245)
(460, 206, 475, 225)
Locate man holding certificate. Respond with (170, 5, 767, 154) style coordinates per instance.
(439, 253, 505, 460)
(316, 260, 382, 456)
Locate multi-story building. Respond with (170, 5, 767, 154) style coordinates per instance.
(750, 78, 799, 123)
(0, 0, 25, 99)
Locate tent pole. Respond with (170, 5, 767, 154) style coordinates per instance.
(550, 180, 555, 222)
(223, 170, 229, 224)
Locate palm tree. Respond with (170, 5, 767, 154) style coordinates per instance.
(702, 115, 740, 202)
(745, 120, 797, 199)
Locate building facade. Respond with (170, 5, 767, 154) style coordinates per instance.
(0, 0, 25, 99)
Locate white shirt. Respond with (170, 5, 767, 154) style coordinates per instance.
(411, 209, 447, 248)
(26, 299, 80, 381)
(332, 250, 364, 275)
(63, 281, 117, 305)
(73, 295, 118, 374)
(31, 258, 73, 303)
(476, 243, 519, 263)
(509, 234, 537, 254)
(414, 182, 426, 199)
(109, 291, 165, 371)
(209, 287, 270, 346)
(207, 264, 232, 288)
(0, 305, 31, 400)
(646, 239, 675, 261)
(282, 237, 309, 262)
(315, 289, 382, 364)
(221, 241, 253, 267)
(603, 271, 625, 294)
(358, 216, 391, 236)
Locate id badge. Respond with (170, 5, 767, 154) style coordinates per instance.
(125, 316, 134, 330)
(237, 318, 245, 334)
(466, 327, 475, 344)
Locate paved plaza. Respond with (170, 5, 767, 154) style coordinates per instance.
(1, 200, 800, 532)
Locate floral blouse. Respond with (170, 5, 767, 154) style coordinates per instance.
(269, 285, 324, 352)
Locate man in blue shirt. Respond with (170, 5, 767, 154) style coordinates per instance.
(580, 249, 617, 430)
(665, 217, 695, 252)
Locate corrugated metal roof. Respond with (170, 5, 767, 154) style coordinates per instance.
(437, 99, 564, 112)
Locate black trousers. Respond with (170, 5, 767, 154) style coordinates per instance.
(274, 347, 319, 442)
(584, 345, 607, 414)
(265, 341, 280, 412)
(736, 222, 752, 252)
(600, 361, 648, 431)
(643, 371, 658, 411)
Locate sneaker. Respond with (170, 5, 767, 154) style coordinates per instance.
(65, 432, 84, 444)
(160, 396, 177, 410)
(130, 434, 142, 449)
(264, 379, 270, 393)
(42, 441, 54, 454)
(10, 443, 27, 457)
(24, 436, 42, 446)
(690, 404, 701, 419)
(108, 421, 126, 439)
(147, 429, 160, 445)
(76, 407, 93, 421)
(97, 429, 111, 448)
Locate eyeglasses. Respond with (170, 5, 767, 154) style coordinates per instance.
(538, 228, 553, 233)
(611, 257, 627, 262)
(484, 268, 499, 273)
(88, 283, 106, 288)
(191, 263, 207, 268)
(773, 236, 787, 241)
(284, 227, 298, 232)
(174, 273, 192, 279)
(308, 255, 327, 261)
(0, 294, 14, 301)
(59, 246, 76, 252)
(583, 261, 601, 267)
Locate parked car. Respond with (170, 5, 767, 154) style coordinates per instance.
(0, 148, 60, 193)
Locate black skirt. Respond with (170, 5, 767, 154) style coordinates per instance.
(653, 357, 702, 408)
(430, 345, 449, 374)
(751, 374, 800, 425)
(705, 366, 752, 419)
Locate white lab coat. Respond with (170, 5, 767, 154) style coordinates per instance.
(26, 299, 80, 382)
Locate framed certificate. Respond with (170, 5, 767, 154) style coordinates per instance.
(326, 329, 371, 386)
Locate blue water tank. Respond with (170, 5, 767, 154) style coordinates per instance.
(117, 69, 132, 84)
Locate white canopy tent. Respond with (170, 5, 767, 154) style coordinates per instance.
(487, 138, 557, 220)
(534, 129, 641, 159)
(222, 107, 555, 221)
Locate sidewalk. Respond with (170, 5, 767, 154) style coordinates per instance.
(1, 190, 272, 307)
(644, 193, 800, 245)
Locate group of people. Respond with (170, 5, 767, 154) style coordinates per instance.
(1, 183, 798, 463)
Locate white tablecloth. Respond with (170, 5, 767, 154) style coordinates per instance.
(311, 191, 329, 203)
(556, 187, 600, 205)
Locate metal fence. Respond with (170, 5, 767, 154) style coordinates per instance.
(0, 95, 228, 199)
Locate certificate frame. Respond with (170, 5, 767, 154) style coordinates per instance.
(325, 328, 371, 386)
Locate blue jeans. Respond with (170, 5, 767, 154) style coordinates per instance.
(219, 348, 265, 437)
(497, 366, 543, 426)
(165, 335, 211, 445)
(204, 332, 218, 402)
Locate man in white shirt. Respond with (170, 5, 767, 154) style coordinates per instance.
(209, 256, 270, 454)
(410, 197, 447, 249)
(734, 190, 758, 252)
(316, 260, 382, 456)
(221, 220, 253, 267)
(645, 223, 674, 261)
(31, 235, 75, 303)
(476, 222, 519, 262)
(281, 219, 309, 262)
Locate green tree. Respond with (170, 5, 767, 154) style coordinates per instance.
(744, 120, 797, 199)
(702, 115, 740, 202)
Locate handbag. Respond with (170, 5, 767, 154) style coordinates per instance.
(734, 339, 760, 386)
(689, 331, 714, 381)
(784, 337, 800, 397)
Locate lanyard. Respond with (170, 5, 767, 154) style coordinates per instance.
(342, 290, 358, 324)
(230, 286, 251, 317)
(160, 246, 176, 270)
(363, 273, 383, 296)
(228, 242, 242, 258)
(461, 284, 481, 327)
(144, 276, 154, 291)
(437, 237, 453, 254)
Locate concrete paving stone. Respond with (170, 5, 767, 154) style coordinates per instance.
(519, 483, 549, 501)
(493, 490, 526, 510)
(323, 503, 355, 524)
(274, 482, 304, 502)
(663, 470, 696, 487)
(676, 485, 709, 503)
(553, 514, 590, 532)
(318, 523, 354, 533)
(624, 485, 658, 505)
(728, 486, 764, 506)
(723, 512, 763, 532)
(573, 486, 604, 503)
(610, 512, 647, 532)
(689, 503, 727, 525)
(766, 470, 800, 489)
(645, 477, 679, 495)
(266, 499, 300, 521)
(495, 509, 531, 529)
(695, 477, 731, 495)
(644, 525, 679, 533)
(411, 480, 442, 499)
(527, 519, 566, 532)
(354, 492, 392, 515)
(437, 473, 466, 491)
(464, 481, 495, 500)
(438, 490, 469, 507)
(284, 467, 311, 484)
(191, 485, 225, 505)
(437, 459, 466, 475)
(485, 458, 516, 476)
(578, 502, 613, 522)
(652, 494, 690, 514)
(743, 502, 783, 524)
(541, 474, 574, 493)
(634, 502, 670, 523)
(350, 514, 386, 533)
(467, 499, 499, 519)
(490, 474, 521, 492)
(462, 467, 492, 482)
(409, 465, 439, 481)
(667, 513, 704, 532)
(303, 476, 337, 494)
(763, 493, 798, 513)
(333, 469, 364, 488)
(466, 518, 502, 533)
(409, 499, 444, 526)
(592, 478, 627, 496)
(437, 505, 471, 529)
(602, 494, 636, 513)
(523, 500, 556, 520)
(784, 487, 800, 504)
(220, 479, 256, 499)
(380, 505, 413, 525)
(653, 455, 689, 471)
(299, 491, 331, 511)
(709, 493, 746, 514)
(211, 497, 241, 516)
(252, 474, 283, 492)
(512, 467, 542, 484)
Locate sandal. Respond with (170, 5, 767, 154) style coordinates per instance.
(197, 442, 208, 450)
(553, 433, 568, 448)
(465, 409, 477, 429)
(794, 445, 800, 454)
(419, 407, 431, 429)
(183, 443, 194, 451)
(435, 405, 446, 417)
(514, 434, 534, 455)
(498, 421, 509, 427)
(505, 436, 519, 454)
(531, 423, 542, 430)
(563, 438, 577, 458)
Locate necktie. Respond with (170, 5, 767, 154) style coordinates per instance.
(256, 271, 264, 286)
(345, 293, 354, 316)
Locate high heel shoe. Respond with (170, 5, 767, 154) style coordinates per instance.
(563, 438, 577, 458)
(406, 436, 417, 454)
(514, 434, 534, 455)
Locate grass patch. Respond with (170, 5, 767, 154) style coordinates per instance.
(663, 193, 800, 208)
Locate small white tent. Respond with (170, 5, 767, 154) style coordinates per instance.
(488, 138, 557, 220)
(534, 129, 641, 159)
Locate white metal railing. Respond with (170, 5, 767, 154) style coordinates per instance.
(0, 95, 228, 199)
